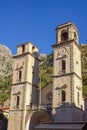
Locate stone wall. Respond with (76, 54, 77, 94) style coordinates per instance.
(39, 83, 52, 105)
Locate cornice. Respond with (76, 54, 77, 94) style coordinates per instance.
(52, 39, 81, 51)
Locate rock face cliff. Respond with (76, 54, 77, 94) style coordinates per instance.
(0, 44, 13, 102)
(0, 44, 12, 79)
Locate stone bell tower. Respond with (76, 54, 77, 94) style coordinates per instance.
(52, 22, 84, 121)
(8, 42, 40, 130)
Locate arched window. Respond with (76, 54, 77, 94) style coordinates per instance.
(16, 96, 20, 108)
(61, 31, 68, 41)
(74, 32, 77, 38)
(19, 70, 22, 81)
(22, 45, 25, 54)
(32, 46, 35, 53)
(62, 60, 66, 73)
(62, 90, 66, 102)
(77, 92, 80, 104)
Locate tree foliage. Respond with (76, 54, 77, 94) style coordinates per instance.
(81, 44, 87, 97)
(38, 54, 53, 89)
(0, 113, 7, 120)
(0, 75, 12, 102)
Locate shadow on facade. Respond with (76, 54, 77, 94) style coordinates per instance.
(0, 119, 8, 130)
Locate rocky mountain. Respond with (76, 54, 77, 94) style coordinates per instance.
(0, 44, 13, 101)
(0, 44, 12, 79)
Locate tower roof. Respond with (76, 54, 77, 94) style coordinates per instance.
(56, 22, 78, 32)
(17, 41, 39, 50)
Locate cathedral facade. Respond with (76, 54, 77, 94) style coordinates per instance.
(8, 22, 86, 130)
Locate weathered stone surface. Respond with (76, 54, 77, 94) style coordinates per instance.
(0, 44, 12, 79)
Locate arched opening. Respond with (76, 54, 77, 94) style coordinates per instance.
(19, 70, 22, 81)
(61, 31, 68, 41)
(16, 96, 20, 109)
(77, 92, 80, 104)
(22, 45, 25, 54)
(74, 32, 78, 42)
(62, 90, 66, 102)
(26, 111, 52, 130)
(74, 32, 77, 38)
(62, 60, 66, 74)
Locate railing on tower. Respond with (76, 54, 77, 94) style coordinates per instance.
(26, 104, 51, 111)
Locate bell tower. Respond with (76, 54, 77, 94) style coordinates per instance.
(8, 42, 40, 130)
(52, 22, 84, 121)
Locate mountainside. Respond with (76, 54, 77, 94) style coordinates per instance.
(38, 54, 53, 89)
(0, 44, 13, 102)
(80, 44, 87, 97)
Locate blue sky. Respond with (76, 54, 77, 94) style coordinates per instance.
(0, 0, 87, 54)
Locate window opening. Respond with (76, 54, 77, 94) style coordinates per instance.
(22, 45, 25, 54)
(62, 60, 66, 73)
(19, 70, 22, 81)
(77, 92, 80, 104)
(32, 46, 35, 53)
(74, 32, 77, 38)
(32, 66, 34, 74)
(61, 32, 68, 41)
(62, 90, 66, 102)
(16, 96, 20, 108)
